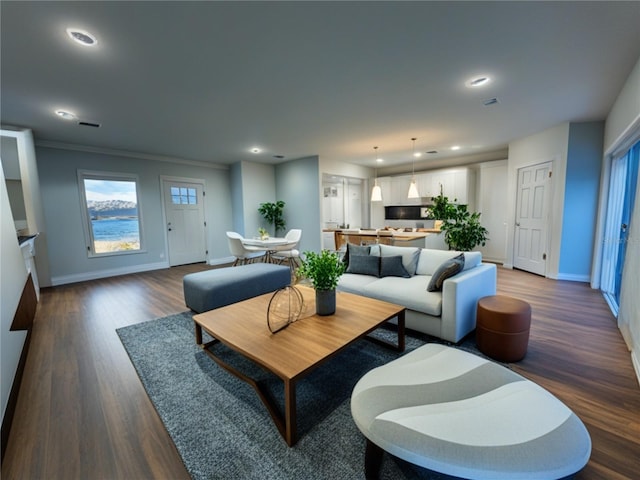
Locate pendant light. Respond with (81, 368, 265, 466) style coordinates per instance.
(371, 146, 383, 202)
(407, 137, 420, 199)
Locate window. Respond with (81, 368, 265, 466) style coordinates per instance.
(171, 186, 197, 205)
(78, 170, 144, 256)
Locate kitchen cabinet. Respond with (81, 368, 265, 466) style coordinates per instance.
(430, 168, 475, 206)
(387, 175, 421, 206)
(431, 171, 455, 200)
(373, 168, 475, 208)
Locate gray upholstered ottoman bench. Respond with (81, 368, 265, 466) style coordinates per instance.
(183, 263, 291, 313)
(351, 343, 591, 480)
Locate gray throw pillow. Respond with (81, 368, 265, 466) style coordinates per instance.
(343, 243, 371, 268)
(427, 253, 465, 292)
(379, 255, 410, 278)
(346, 255, 380, 277)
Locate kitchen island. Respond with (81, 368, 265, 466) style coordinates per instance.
(328, 229, 446, 250)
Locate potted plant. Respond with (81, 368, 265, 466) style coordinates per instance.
(440, 204, 489, 251)
(428, 186, 457, 223)
(258, 200, 286, 236)
(296, 250, 346, 315)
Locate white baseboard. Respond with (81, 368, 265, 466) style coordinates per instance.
(208, 256, 235, 266)
(51, 261, 170, 286)
(632, 350, 640, 388)
(556, 273, 591, 283)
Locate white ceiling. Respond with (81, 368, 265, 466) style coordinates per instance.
(1, 1, 639, 170)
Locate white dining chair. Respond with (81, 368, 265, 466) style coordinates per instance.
(226, 232, 266, 266)
(271, 229, 302, 271)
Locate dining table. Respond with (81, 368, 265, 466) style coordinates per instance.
(241, 237, 291, 263)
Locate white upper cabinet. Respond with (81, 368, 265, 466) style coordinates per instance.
(372, 168, 475, 207)
(387, 175, 420, 205)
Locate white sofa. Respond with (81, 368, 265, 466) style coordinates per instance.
(337, 244, 497, 343)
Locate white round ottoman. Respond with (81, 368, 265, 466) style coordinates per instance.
(351, 344, 591, 479)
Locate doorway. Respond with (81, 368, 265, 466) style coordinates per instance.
(601, 141, 639, 311)
(513, 161, 553, 276)
(161, 178, 207, 266)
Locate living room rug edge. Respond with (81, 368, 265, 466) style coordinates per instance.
(116, 312, 460, 480)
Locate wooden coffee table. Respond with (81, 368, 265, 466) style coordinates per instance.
(192, 285, 405, 446)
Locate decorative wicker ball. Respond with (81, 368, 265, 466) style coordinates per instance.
(267, 286, 304, 333)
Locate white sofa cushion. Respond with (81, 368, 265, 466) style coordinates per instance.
(416, 249, 482, 276)
(337, 273, 380, 295)
(359, 275, 443, 317)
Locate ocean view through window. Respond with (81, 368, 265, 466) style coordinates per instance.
(78, 171, 144, 256)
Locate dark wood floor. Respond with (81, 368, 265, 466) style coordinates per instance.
(2, 265, 639, 479)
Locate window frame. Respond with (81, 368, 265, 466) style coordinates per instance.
(77, 169, 146, 258)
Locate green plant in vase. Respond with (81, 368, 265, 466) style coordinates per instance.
(296, 250, 346, 315)
(257, 227, 269, 240)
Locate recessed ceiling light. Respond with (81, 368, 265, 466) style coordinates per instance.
(66, 28, 97, 46)
(55, 110, 76, 120)
(451, 145, 461, 151)
(466, 76, 491, 87)
(376, 157, 384, 163)
(251, 147, 261, 154)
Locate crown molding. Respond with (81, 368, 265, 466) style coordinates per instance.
(35, 140, 229, 170)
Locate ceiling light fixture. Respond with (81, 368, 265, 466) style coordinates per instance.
(451, 145, 461, 151)
(407, 137, 420, 199)
(371, 146, 383, 202)
(466, 75, 490, 87)
(251, 147, 261, 154)
(55, 110, 76, 120)
(66, 28, 97, 46)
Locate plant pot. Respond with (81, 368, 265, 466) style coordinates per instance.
(315, 289, 336, 316)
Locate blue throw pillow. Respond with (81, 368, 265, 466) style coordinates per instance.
(346, 255, 380, 277)
(343, 243, 371, 269)
(379, 256, 410, 278)
(427, 253, 465, 292)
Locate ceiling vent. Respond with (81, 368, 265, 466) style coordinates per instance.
(426, 150, 438, 154)
(78, 121, 100, 128)
(483, 97, 499, 106)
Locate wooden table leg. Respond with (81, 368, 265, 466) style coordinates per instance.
(194, 321, 203, 345)
(284, 379, 297, 447)
(397, 309, 405, 352)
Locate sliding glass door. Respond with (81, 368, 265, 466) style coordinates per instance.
(602, 141, 639, 311)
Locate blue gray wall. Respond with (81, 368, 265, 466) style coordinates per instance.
(559, 122, 604, 280)
(36, 147, 231, 284)
(276, 155, 321, 254)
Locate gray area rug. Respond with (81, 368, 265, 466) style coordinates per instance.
(117, 312, 474, 480)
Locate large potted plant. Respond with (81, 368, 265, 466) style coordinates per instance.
(440, 204, 489, 251)
(296, 250, 346, 315)
(258, 200, 286, 236)
(428, 186, 457, 223)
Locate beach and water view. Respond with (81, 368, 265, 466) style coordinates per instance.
(92, 217, 140, 253)
(83, 177, 141, 253)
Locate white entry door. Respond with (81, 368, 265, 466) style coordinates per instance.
(162, 179, 207, 266)
(513, 162, 552, 276)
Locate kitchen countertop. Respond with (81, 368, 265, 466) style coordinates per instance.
(326, 229, 442, 241)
